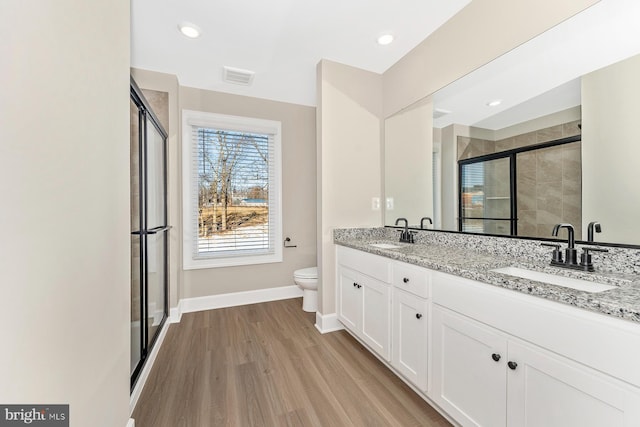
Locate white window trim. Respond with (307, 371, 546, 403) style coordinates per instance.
(181, 110, 282, 269)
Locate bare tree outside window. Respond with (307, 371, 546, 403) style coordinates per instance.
(197, 128, 270, 253)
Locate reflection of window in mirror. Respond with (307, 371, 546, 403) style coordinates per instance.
(458, 132, 581, 240)
(460, 156, 513, 236)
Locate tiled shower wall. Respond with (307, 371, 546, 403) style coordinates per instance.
(457, 120, 582, 239)
(517, 141, 581, 239)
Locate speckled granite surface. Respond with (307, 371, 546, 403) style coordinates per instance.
(334, 227, 640, 323)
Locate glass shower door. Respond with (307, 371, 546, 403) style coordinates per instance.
(130, 79, 168, 389)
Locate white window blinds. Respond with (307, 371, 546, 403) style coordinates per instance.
(182, 110, 282, 269)
(192, 127, 276, 257)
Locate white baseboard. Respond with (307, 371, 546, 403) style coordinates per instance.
(315, 312, 344, 334)
(130, 320, 170, 415)
(180, 285, 303, 314)
(126, 419, 135, 427)
(169, 305, 182, 323)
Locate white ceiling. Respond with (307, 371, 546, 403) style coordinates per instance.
(131, 0, 471, 107)
(432, 0, 640, 130)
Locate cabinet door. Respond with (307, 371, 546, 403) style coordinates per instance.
(361, 277, 391, 360)
(507, 340, 640, 427)
(337, 266, 361, 332)
(431, 305, 508, 427)
(392, 289, 429, 391)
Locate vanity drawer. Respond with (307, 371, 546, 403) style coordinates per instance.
(337, 246, 392, 283)
(393, 262, 431, 298)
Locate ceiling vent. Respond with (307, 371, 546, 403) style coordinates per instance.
(223, 66, 255, 85)
(433, 108, 452, 119)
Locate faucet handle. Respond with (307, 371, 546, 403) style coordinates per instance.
(580, 247, 608, 271)
(582, 246, 608, 256)
(541, 243, 563, 264)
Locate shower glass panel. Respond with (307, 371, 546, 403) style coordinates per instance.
(130, 235, 142, 375)
(130, 98, 142, 376)
(459, 156, 513, 235)
(146, 118, 166, 229)
(146, 232, 166, 344)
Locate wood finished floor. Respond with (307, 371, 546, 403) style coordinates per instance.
(132, 298, 451, 427)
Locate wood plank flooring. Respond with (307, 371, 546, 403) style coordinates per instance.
(132, 298, 451, 427)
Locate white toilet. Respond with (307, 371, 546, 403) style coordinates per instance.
(294, 267, 318, 312)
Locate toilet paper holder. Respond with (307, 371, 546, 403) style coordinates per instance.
(284, 237, 297, 248)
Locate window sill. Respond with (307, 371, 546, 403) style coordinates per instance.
(183, 251, 283, 270)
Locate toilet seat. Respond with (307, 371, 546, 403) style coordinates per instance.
(294, 267, 317, 279)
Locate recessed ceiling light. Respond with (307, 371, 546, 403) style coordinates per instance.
(486, 99, 502, 107)
(377, 33, 394, 46)
(178, 22, 201, 39)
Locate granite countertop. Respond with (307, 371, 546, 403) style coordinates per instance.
(334, 234, 640, 324)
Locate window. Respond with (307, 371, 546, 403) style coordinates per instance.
(182, 110, 282, 269)
(459, 157, 513, 235)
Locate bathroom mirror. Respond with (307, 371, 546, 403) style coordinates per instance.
(384, 0, 640, 246)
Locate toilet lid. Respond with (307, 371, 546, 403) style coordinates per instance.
(294, 267, 317, 279)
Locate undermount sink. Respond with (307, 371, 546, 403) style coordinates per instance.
(490, 266, 617, 293)
(369, 243, 402, 249)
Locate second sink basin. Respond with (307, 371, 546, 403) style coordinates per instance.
(491, 266, 617, 293)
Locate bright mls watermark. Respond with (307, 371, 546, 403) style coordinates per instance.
(0, 405, 68, 426)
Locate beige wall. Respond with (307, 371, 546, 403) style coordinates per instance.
(180, 87, 317, 298)
(0, 1, 130, 426)
(582, 54, 640, 244)
(130, 68, 182, 308)
(384, 99, 434, 226)
(382, 0, 599, 117)
(317, 60, 383, 315)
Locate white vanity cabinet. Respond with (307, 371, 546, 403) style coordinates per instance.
(391, 262, 431, 391)
(335, 244, 640, 427)
(337, 246, 392, 360)
(431, 271, 640, 427)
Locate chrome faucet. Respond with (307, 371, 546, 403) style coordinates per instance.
(420, 217, 433, 229)
(395, 217, 415, 243)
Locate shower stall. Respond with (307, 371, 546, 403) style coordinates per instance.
(130, 78, 169, 389)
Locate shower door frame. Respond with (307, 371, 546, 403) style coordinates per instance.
(130, 77, 169, 390)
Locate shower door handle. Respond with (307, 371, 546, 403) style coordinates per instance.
(131, 225, 172, 235)
(146, 225, 172, 235)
